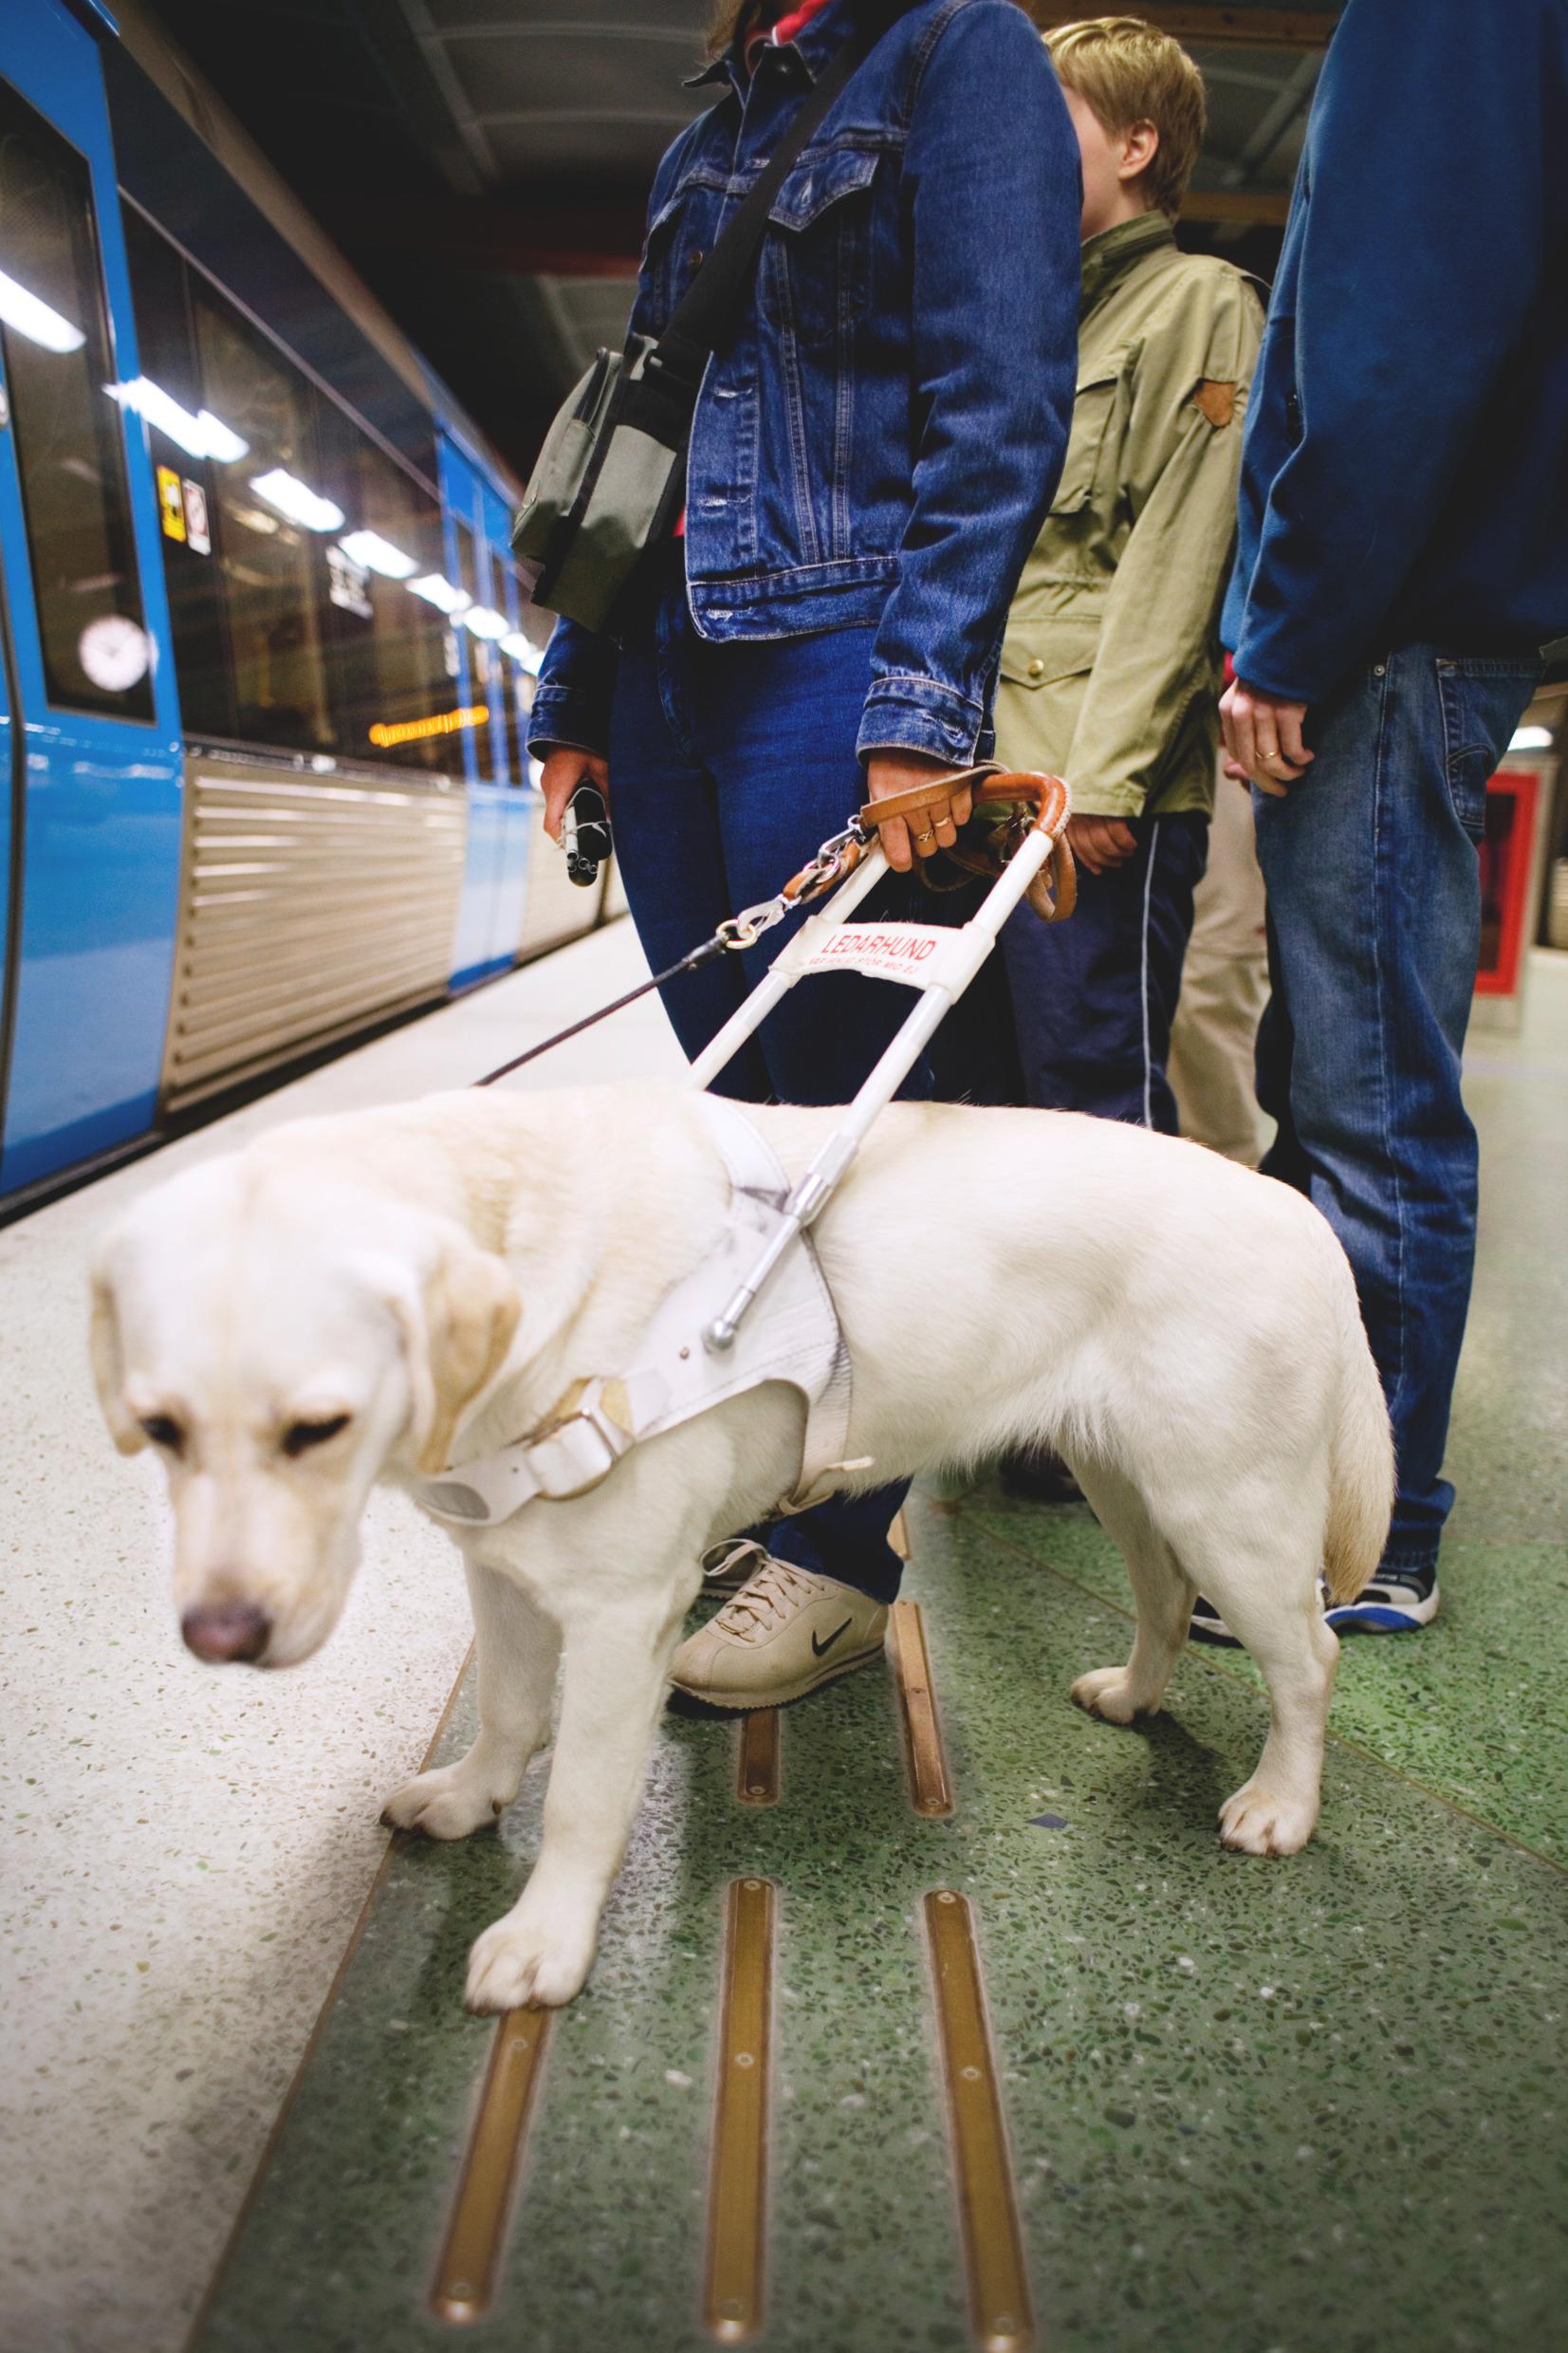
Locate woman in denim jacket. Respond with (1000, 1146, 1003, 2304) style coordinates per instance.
(528, 0, 1079, 1708)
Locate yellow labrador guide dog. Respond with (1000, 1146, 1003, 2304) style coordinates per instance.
(90, 1082, 1393, 2012)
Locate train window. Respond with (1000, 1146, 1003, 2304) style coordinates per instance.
(119, 204, 235, 741)
(313, 399, 452, 772)
(0, 78, 153, 720)
(191, 283, 337, 755)
(506, 562, 540, 782)
(452, 513, 494, 783)
(489, 547, 524, 784)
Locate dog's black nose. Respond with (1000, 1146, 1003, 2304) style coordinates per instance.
(181, 1602, 271, 1664)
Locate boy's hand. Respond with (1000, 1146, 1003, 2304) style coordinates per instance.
(1220, 679, 1313, 796)
(1066, 813, 1137, 875)
(539, 747, 610, 842)
(865, 751, 973, 872)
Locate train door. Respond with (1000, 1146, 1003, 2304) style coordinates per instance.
(481, 477, 533, 965)
(0, 1, 182, 1201)
(440, 435, 508, 990)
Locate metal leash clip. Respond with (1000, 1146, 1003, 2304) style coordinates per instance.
(716, 821, 870, 953)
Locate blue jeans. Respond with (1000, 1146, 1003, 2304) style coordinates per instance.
(1253, 643, 1540, 1571)
(1002, 812, 1208, 1133)
(607, 551, 1019, 1604)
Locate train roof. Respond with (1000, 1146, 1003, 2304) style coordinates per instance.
(108, 0, 524, 501)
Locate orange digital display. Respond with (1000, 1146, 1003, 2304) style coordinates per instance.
(368, 703, 489, 750)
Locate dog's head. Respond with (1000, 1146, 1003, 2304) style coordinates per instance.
(89, 1154, 520, 1668)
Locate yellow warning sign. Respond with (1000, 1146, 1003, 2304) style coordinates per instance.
(157, 465, 186, 544)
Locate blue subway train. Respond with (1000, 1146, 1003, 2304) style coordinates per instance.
(0, 0, 601, 1216)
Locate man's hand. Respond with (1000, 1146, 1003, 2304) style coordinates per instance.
(864, 750, 973, 873)
(1219, 678, 1313, 797)
(1066, 812, 1137, 876)
(539, 746, 610, 843)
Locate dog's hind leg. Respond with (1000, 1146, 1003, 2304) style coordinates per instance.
(464, 1583, 689, 2011)
(1069, 1461, 1195, 1725)
(381, 1560, 562, 1841)
(1195, 1544, 1339, 1858)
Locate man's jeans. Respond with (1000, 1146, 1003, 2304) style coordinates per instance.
(1253, 643, 1540, 1571)
(606, 549, 1019, 1605)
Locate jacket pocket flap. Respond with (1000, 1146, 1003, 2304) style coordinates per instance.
(999, 619, 1100, 689)
(767, 146, 879, 231)
(1050, 367, 1121, 515)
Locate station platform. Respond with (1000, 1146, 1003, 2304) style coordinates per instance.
(1, 930, 1564, 2353)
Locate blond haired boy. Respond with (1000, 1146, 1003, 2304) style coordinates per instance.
(995, 16, 1262, 1139)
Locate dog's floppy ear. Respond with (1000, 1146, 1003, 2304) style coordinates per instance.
(88, 1249, 148, 1456)
(392, 1230, 522, 1475)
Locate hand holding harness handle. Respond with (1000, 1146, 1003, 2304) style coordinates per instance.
(421, 768, 1073, 1529)
(858, 766, 1077, 924)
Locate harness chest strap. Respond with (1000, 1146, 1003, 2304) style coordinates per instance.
(414, 1099, 858, 1529)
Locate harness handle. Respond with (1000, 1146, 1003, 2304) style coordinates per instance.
(857, 764, 1077, 922)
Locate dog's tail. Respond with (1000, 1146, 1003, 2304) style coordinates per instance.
(1323, 1269, 1395, 1605)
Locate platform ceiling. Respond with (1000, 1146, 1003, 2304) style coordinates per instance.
(144, 2, 1344, 477)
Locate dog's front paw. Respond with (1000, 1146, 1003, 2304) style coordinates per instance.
(1070, 1665, 1154, 1726)
(1218, 1779, 1318, 1858)
(380, 1761, 511, 1842)
(464, 1899, 599, 2012)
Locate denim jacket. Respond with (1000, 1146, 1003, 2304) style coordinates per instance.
(529, 0, 1080, 769)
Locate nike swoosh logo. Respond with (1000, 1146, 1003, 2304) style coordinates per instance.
(811, 1618, 854, 1658)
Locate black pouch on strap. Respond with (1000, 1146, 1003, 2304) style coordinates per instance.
(513, 28, 870, 633)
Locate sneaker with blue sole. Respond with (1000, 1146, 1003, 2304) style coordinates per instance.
(1325, 1566, 1439, 1633)
(1189, 1568, 1437, 1645)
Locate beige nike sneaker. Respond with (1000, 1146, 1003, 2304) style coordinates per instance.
(671, 1554, 889, 1710)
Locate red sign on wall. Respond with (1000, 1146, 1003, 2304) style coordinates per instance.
(1476, 769, 1541, 999)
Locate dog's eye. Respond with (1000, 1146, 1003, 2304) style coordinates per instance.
(281, 1414, 351, 1458)
(139, 1414, 184, 1454)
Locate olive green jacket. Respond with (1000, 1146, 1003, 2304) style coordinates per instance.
(993, 213, 1264, 818)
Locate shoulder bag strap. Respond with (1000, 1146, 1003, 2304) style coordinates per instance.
(637, 28, 869, 425)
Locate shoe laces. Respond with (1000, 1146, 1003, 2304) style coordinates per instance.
(701, 1537, 766, 1583)
(712, 1554, 822, 1642)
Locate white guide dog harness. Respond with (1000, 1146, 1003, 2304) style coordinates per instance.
(414, 774, 1070, 1534)
(414, 1099, 858, 1530)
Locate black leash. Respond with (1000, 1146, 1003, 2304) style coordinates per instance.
(470, 816, 869, 1091)
(472, 935, 729, 1087)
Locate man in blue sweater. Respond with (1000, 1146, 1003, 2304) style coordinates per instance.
(1216, 0, 1568, 1636)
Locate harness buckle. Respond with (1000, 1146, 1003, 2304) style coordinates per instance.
(527, 1380, 637, 1501)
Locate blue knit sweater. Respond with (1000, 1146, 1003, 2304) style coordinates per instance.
(1224, 0, 1568, 703)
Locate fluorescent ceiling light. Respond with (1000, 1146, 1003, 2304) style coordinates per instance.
(106, 377, 249, 464)
(500, 630, 542, 670)
(337, 528, 417, 580)
(249, 468, 343, 532)
(0, 266, 84, 354)
(1508, 724, 1552, 752)
(462, 604, 509, 641)
(197, 412, 249, 465)
(407, 572, 471, 616)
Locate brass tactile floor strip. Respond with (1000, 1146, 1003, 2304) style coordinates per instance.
(924, 1891, 1033, 2353)
(736, 1709, 781, 1806)
(430, 2007, 551, 2324)
(704, 1877, 776, 2344)
(888, 1600, 955, 1817)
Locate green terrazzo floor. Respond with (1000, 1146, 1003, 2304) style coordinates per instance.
(194, 962, 1568, 2353)
(194, 1512, 1567, 2353)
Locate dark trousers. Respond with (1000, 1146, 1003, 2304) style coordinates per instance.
(1001, 811, 1209, 1130)
(607, 549, 1018, 1603)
